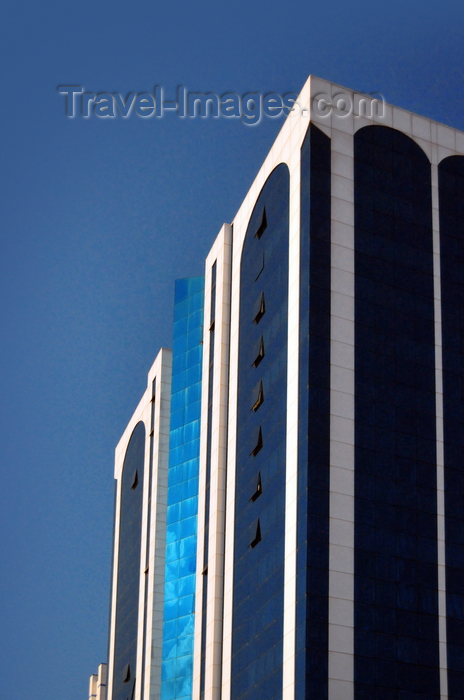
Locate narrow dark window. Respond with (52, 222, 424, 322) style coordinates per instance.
(122, 664, 131, 683)
(250, 472, 262, 502)
(251, 381, 264, 412)
(130, 470, 139, 490)
(253, 292, 265, 324)
(252, 336, 265, 368)
(250, 426, 263, 457)
(254, 207, 267, 239)
(249, 519, 262, 548)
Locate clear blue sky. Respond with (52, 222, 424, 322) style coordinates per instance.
(1, 2, 464, 699)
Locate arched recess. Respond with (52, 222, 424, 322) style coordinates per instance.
(354, 126, 440, 698)
(231, 163, 290, 700)
(112, 421, 145, 700)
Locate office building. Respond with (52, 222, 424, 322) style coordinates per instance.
(95, 76, 464, 700)
(107, 347, 172, 700)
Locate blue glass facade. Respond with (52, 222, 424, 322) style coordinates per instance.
(231, 164, 289, 700)
(354, 126, 440, 699)
(161, 277, 204, 700)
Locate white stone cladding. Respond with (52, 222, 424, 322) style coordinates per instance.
(193, 224, 233, 700)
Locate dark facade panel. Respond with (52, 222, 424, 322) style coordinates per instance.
(112, 421, 145, 700)
(354, 125, 440, 700)
(439, 154, 464, 700)
(296, 123, 331, 700)
(231, 163, 289, 700)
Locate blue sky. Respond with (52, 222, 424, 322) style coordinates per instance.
(1, 1, 464, 699)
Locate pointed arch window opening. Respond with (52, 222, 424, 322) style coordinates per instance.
(250, 426, 263, 457)
(251, 381, 264, 412)
(250, 472, 263, 502)
(253, 292, 266, 324)
(252, 336, 265, 368)
(254, 207, 267, 239)
(249, 519, 262, 548)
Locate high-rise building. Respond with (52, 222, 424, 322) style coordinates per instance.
(94, 76, 464, 700)
(107, 347, 172, 700)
